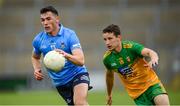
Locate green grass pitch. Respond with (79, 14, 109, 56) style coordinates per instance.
(0, 89, 180, 105)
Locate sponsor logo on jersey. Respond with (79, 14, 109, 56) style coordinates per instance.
(118, 66, 137, 79)
(118, 66, 132, 76)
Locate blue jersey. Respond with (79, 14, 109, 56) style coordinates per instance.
(32, 24, 88, 86)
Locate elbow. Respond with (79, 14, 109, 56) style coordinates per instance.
(78, 60, 85, 66)
(77, 56, 85, 66)
(32, 53, 41, 60)
(72, 57, 85, 66)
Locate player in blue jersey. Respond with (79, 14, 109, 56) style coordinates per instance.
(31, 6, 91, 106)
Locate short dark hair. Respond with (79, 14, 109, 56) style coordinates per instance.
(40, 6, 58, 16)
(103, 24, 121, 37)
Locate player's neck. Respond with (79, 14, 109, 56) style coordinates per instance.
(114, 44, 122, 53)
(49, 25, 60, 36)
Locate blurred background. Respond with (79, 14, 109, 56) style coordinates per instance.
(0, 0, 180, 105)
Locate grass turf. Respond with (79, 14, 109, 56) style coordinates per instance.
(0, 89, 180, 105)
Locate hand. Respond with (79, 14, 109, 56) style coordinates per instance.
(144, 59, 158, 68)
(141, 48, 159, 68)
(54, 49, 67, 57)
(149, 59, 158, 68)
(106, 96, 112, 106)
(34, 69, 44, 80)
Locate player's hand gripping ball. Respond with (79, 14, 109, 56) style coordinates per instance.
(43, 50, 65, 72)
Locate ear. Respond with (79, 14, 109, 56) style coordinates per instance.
(56, 16, 60, 23)
(117, 35, 122, 40)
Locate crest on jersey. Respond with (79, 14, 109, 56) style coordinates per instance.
(60, 42, 65, 49)
(126, 56, 131, 62)
(119, 57, 124, 65)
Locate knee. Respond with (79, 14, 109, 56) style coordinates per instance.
(74, 98, 88, 106)
(154, 94, 170, 105)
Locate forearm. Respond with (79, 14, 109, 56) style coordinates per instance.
(55, 49, 85, 66)
(142, 48, 158, 60)
(106, 71, 114, 97)
(65, 53, 84, 66)
(149, 50, 159, 61)
(31, 56, 41, 71)
(31, 55, 44, 80)
(141, 48, 159, 67)
(106, 80, 113, 97)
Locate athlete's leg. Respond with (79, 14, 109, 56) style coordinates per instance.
(74, 83, 89, 106)
(154, 94, 170, 106)
(72, 73, 91, 106)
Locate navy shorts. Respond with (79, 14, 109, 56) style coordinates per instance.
(56, 73, 92, 105)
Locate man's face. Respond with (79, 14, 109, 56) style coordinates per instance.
(102, 32, 121, 51)
(40, 12, 59, 34)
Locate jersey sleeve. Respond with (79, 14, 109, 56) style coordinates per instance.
(103, 59, 111, 70)
(69, 31, 82, 51)
(103, 52, 112, 70)
(32, 35, 41, 56)
(130, 41, 144, 56)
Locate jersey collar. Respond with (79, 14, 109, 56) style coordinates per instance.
(57, 24, 64, 36)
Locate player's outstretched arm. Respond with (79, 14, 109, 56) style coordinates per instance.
(141, 48, 159, 68)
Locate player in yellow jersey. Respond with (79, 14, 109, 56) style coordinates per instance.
(102, 24, 170, 105)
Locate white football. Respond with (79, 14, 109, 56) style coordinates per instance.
(43, 50, 65, 72)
